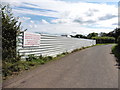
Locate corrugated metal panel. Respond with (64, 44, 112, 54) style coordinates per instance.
(17, 32, 96, 59)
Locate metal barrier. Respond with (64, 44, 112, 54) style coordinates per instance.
(17, 32, 96, 59)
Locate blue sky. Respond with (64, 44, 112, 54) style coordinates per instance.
(2, 0, 119, 35)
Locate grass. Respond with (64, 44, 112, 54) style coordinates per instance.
(112, 44, 120, 67)
(2, 52, 69, 80)
(95, 43, 115, 46)
(3, 43, 113, 80)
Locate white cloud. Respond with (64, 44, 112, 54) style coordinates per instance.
(41, 19, 49, 24)
(18, 17, 31, 22)
(30, 20, 34, 24)
(97, 17, 118, 27)
(2, 0, 118, 35)
(23, 20, 113, 35)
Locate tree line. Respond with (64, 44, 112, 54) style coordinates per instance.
(71, 28, 120, 44)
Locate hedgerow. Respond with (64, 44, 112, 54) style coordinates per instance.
(92, 37, 115, 44)
(117, 36, 120, 47)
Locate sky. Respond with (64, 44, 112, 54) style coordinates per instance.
(2, 0, 119, 35)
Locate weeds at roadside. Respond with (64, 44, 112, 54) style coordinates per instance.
(112, 45, 120, 68)
(2, 44, 98, 80)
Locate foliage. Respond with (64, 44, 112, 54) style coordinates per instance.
(3, 44, 97, 79)
(26, 54, 37, 61)
(112, 34, 120, 68)
(92, 37, 115, 44)
(72, 34, 87, 39)
(3, 53, 64, 79)
(87, 32, 98, 39)
(112, 45, 120, 67)
(2, 4, 21, 61)
(99, 32, 107, 37)
(70, 28, 120, 41)
(117, 36, 120, 46)
(106, 28, 120, 42)
(2, 4, 24, 77)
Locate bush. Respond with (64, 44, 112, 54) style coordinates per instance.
(2, 4, 24, 77)
(26, 54, 37, 61)
(62, 52, 69, 55)
(2, 4, 22, 61)
(112, 45, 120, 67)
(92, 37, 115, 44)
(117, 36, 120, 46)
(42, 56, 53, 62)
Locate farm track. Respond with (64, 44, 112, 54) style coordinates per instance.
(3, 44, 118, 88)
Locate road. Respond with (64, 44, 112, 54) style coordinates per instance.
(3, 45, 118, 88)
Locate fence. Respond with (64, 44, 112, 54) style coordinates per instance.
(17, 32, 96, 59)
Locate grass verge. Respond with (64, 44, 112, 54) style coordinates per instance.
(3, 44, 110, 80)
(2, 52, 70, 80)
(112, 44, 120, 67)
(95, 43, 115, 46)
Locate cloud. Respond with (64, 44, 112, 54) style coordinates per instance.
(74, 18, 96, 24)
(85, 9, 99, 17)
(112, 23, 118, 25)
(12, 8, 59, 18)
(96, 17, 118, 28)
(30, 20, 34, 23)
(18, 17, 31, 23)
(99, 14, 117, 20)
(2, 0, 118, 35)
(51, 19, 72, 24)
(25, 22, 113, 35)
(60, 0, 119, 2)
(41, 19, 49, 24)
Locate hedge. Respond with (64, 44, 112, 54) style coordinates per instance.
(92, 37, 115, 44)
(117, 36, 120, 46)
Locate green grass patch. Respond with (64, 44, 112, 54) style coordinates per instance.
(112, 45, 120, 66)
(95, 43, 115, 46)
(2, 52, 69, 80)
(3, 44, 100, 80)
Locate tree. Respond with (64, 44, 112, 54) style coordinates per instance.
(2, 4, 21, 62)
(74, 34, 87, 39)
(99, 32, 107, 37)
(87, 32, 98, 39)
(106, 28, 120, 42)
(114, 28, 120, 42)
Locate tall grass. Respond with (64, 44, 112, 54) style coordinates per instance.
(112, 45, 120, 66)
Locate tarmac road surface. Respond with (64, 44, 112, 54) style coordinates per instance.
(3, 44, 118, 88)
